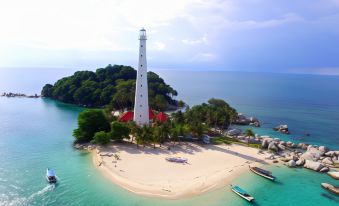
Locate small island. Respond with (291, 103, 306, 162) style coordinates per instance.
(41, 28, 338, 200)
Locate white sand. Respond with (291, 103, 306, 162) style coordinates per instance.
(92, 142, 268, 199)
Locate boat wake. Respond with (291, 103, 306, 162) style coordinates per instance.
(0, 184, 55, 206)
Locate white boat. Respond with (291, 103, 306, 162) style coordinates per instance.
(249, 166, 276, 181)
(230, 184, 255, 202)
(46, 168, 57, 183)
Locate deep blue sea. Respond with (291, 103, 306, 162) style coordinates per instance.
(0, 68, 338, 206)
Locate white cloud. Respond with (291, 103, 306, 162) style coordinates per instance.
(152, 42, 166, 50)
(226, 13, 305, 30)
(190, 52, 216, 62)
(182, 35, 208, 45)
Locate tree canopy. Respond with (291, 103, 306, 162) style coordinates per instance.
(42, 64, 178, 110)
(73, 109, 111, 142)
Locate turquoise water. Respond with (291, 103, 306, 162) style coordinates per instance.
(156, 70, 339, 148)
(0, 69, 339, 205)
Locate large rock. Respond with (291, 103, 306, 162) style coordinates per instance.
(318, 146, 328, 153)
(300, 143, 308, 150)
(325, 151, 336, 157)
(304, 160, 324, 172)
(320, 167, 329, 173)
(261, 138, 273, 149)
(301, 147, 324, 161)
(268, 142, 279, 153)
(296, 158, 305, 166)
(287, 160, 296, 167)
(277, 144, 286, 151)
(322, 157, 334, 165)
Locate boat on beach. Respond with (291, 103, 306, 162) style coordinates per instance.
(249, 166, 276, 181)
(165, 157, 188, 163)
(46, 168, 57, 183)
(230, 184, 255, 202)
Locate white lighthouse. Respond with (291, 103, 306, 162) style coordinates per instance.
(133, 28, 149, 125)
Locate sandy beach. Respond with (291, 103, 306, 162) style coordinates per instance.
(92, 142, 269, 199)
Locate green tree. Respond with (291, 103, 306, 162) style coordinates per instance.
(110, 121, 131, 141)
(41, 64, 179, 109)
(73, 109, 110, 142)
(245, 128, 255, 137)
(41, 84, 53, 97)
(92, 131, 111, 145)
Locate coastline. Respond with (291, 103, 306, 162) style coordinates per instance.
(91, 142, 269, 199)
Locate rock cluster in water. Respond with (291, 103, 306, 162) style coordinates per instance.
(232, 113, 260, 127)
(259, 137, 338, 173)
(273, 124, 290, 134)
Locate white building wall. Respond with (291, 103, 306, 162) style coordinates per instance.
(133, 29, 149, 125)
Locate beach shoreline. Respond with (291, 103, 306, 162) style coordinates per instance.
(91, 142, 269, 199)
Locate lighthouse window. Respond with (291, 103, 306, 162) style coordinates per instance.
(140, 94, 143, 97)
(141, 64, 143, 67)
(141, 45, 143, 47)
(140, 115, 142, 117)
(140, 105, 142, 107)
(140, 54, 143, 57)
(141, 84, 142, 87)
(141, 74, 143, 77)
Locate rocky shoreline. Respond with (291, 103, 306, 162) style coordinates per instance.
(1, 92, 41, 98)
(74, 112, 338, 179)
(259, 137, 338, 174)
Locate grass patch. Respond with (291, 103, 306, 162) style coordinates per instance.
(211, 136, 261, 149)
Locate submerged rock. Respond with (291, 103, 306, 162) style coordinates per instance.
(327, 172, 339, 180)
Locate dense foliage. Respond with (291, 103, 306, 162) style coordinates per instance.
(73, 98, 238, 147)
(181, 98, 237, 134)
(74, 109, 131, 143)
(42, 64, 178, 111)
(73, 109, 111, 142)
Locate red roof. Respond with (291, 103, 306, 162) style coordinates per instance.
(149, 109, 155, 120)
(119, 111, 134, 122)
(156, 112, 168, 122)
(118, 109, 155, 122)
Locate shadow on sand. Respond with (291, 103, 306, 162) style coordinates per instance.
(99, 141, 268, 165)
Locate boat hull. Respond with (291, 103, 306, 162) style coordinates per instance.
(230, 185, 255, 202)
(249, 166, 275, 181)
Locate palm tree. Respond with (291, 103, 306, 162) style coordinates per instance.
(245, 128, 255, 146)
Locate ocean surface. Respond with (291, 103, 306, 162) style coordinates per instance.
(0, 68, 338, 206)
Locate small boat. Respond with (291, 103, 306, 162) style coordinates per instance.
(46, 168, 57, 183)
(230, 184, 255, 202)
(249, 166, 276, 181)
(165, 157, 188, 163)
(321, 183, 339, 195)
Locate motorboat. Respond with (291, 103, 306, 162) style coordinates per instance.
(46, 168, 57, 183)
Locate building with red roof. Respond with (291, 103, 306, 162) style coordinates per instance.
(119, 109, 156, 122)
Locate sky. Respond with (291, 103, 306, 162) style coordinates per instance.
(0, 0, 339, 74)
